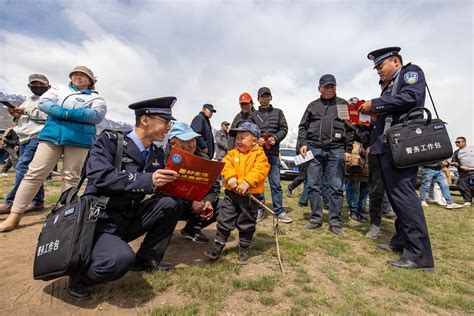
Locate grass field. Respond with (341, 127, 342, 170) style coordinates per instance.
(0, 172, 473, 315)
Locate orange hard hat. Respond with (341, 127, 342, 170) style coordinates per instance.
(239, 92, 252, 104)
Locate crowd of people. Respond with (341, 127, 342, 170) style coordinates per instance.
(0, 46, 472, 301)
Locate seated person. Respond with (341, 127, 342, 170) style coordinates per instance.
(205, 122, 270, 264)
(67, 97, 181, 301)
(166, 122, 220, 243)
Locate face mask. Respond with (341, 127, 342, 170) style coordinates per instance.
(30, 86, 49, 96)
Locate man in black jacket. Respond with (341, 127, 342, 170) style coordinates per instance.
(228, 92, 255, 150)
(191, 104, 216, 159)
(298, 74, 353, 236)
(252, 87, 291, 223)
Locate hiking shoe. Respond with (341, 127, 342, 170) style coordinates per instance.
(256, 209, 266, 222)
(421, 201, 429, 207)
(329, 226, 343, 237)
(298, 202, 308, 207)
(446, 203, 463, 210)
(205, 241, 225, 260)
(181, 226, 209, 243)
(349, 212, 368, 223)
(463, 202, 472, 206)
(24, 203, 45, 213)
(238, 246, 250, 265)
(0, 203, 12, 215)
(286, 187, 293, 197)
(365, 224, 381, 239)
(305, 222, 322, 230)
(276, 212, 292, 223)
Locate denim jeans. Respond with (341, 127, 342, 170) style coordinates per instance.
(307, 147, 345, 227)
(419, 168, 453, 204)
(299, 180, 309, 204)
(344, 178, 369, 215)
(5, 138, 44, 206)
(265, 153, 284, 214)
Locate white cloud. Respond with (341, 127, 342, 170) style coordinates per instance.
(0, 0, 472, 141)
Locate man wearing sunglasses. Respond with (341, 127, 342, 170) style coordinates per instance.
(67, 97, 182, 301)
(451, 137, 474, 206)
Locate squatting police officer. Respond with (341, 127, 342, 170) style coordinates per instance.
(359, 47, 434, 271)
(67, 97, 182, 300)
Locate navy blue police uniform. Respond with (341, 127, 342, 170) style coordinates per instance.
(74, 97, 182, 289)
(367, 47, 434, 269)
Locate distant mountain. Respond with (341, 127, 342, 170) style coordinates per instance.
(0, 91, 133, 132)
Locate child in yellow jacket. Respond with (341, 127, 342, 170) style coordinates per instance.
(205, 122, 270, 264)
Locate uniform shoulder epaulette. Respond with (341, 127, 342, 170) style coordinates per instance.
(102, 129, 120, 140)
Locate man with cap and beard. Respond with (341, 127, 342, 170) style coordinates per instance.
(358, 47, 434, 271)
(66, 97, 182, 300)
(0, 74, 50, 215)
(191, 104, 217, 159)
(297, 75, 353, 237)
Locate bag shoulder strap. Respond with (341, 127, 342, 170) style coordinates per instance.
(425, 83, 440, 119)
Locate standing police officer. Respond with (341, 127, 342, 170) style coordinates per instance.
(67, 97, 182, 300)
(359, 47, 434, 271)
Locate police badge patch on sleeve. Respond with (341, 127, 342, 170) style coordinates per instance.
(404, 71, 418, 84)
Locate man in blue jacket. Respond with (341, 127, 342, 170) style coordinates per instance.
(191, 104, 216, 159)
(359, 47, 434, 271)
(67, 97, 182, 300)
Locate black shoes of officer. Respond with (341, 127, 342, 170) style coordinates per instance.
(305, 222, 322, 230)
(298, 202, 308, 207)
(377, 243, 402, 253)
(238, 246, 251, 265)
(181, 226, 209, 244)
(286, 187, 293, 197)
(329, 226, 343, 237)
(204, 241, 225, 260)
(67, 277, 91, 301)
(386, 257, 435, 272)
(132, 256, 174, 272)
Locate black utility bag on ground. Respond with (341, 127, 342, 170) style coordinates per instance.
(33, 132, 124, 281)
(384, 84, 453, 168)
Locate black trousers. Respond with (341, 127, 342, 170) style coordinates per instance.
(80, 196, 181, 285)
(215, 190, 258, 248)
(288, 162, 308, 191)
(377, 154, 434, 267)
(458, 170, 473, 203)
(368, 155, 385, 226)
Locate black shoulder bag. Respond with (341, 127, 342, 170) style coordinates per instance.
(33, 132, 124, 281)
(384, 84, 453, 168)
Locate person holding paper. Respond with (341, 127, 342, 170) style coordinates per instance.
(66, 97, 181, 301)
(166, 121, 220, 244)
(297, 74, 353, 237)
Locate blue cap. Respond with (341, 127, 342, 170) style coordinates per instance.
(229, 121, 261, 138)
(168, 121, 200, 141)
(129, 96, 177, 120)
(319, 74, 336, 87)
(367, 47, 401, 68)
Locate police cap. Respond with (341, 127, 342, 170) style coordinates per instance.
(128, 97, 177, 120)
(367, 47, 401, 68)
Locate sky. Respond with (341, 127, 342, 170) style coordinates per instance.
(0, 0, 473, 143)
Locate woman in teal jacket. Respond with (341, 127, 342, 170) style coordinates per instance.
(0, 66, 107, 232)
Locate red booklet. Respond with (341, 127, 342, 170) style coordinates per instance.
(157, 147, 224, 201)
(348, 101, 371, 126)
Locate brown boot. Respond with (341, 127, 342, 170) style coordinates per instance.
(0, 204, 12, 215)
(0, 212, 23, 232)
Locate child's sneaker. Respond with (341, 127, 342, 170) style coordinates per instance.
(238, 246, 250, 265)
(204, 241, 225, 260)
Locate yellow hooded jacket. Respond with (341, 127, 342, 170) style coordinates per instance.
(221, 146, 270, 195)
